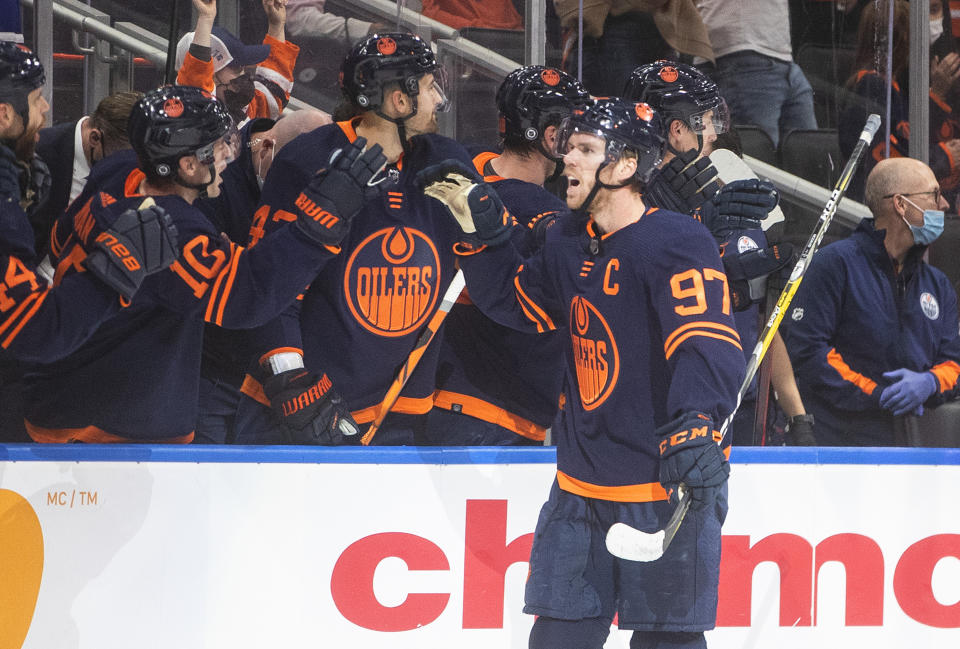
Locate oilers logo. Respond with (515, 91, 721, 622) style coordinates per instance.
(344, 227, 441, 337)
(570, 296, 620, 410)
(920, 292, 940, 320)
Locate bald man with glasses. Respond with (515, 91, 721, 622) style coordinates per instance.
(784, 157, 960, 445)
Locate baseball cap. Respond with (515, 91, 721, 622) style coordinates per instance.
(176, 26, 270, 74)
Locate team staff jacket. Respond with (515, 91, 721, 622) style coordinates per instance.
(785, 220, 960, 440)
(23, 176, 339, 443)
(177, 35, 299, 121)
(432, 152, 567, 440)
(0, 197, 119, 363)
(246, 120, 472, 423)
(458, 206, 746, 499)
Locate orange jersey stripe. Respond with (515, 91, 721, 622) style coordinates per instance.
(2, 290, 49, 349)
(25, 419, 194, 444)
(664, 330, 742, 360)
(0, 290, 41, 339)
(663, 320, 740, 355)
(557, 470, 669, 503)
(213, 245, 243, 326)
(433, 390, 546, 441)
(351, 395, 435, 423)
(514, 271, 556, 331)
(826, 348, 878, 395)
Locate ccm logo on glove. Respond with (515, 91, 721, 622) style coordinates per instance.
(277, 371, 333, 417)
(659, 424, 722, 453)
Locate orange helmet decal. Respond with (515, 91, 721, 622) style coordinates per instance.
(659, 66, 679, 83)
(377, 37, 398, 56)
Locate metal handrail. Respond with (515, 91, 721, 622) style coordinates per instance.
(20, 0, 867, 227)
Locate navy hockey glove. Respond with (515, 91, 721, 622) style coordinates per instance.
(784, 414, 817, 446)
(82, 200, 180, 301)
(418, 160, 513, 248)
(658, 148, 720, 210)
(721, 242, 794, 311)
(879, 369, 938, 416)
(657, 411, 729, 510)
(293, 136, 386, 247)
(0, 144, 20, 202)
(707, 179, 779, 235)
(264, 369, 361, 445)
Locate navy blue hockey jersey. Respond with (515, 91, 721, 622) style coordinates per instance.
(432, 151, 567, 439)
(23, 178, 339, 442)
(245, 119, 473, 424)
(460, 206, 746, 499)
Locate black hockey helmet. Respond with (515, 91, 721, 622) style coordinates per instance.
(622, 61, 728, 137)
(496, 65, 590, 143)
(128, 85, 233, 181)
(340, 32, 445, 112)
(555, 98, 665, 184)
(0, 42, 45, 131)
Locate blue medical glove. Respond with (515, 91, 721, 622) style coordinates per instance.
(878, 369, 938, 416)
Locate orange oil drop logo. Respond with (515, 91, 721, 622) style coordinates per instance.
(344, 227, 441, 337)
(569, 296, 620, 410)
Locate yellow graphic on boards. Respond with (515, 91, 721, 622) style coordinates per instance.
(0, 489, 42, 649)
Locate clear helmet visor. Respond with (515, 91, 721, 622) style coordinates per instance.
(195, 131, 236, 168)
(554, 118, 625, 166)
(429, 66, 451, 113)
(688, 98, 730, 135)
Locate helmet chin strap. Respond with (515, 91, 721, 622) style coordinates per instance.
(172, 161, 217, 197)
(576, 161, 633, 213)
(537, 140, 565, 184)
(376, 94, 419, 157)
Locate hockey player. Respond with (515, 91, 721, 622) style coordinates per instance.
(420, 98, 745, 649)
(624, 61, 814, 446)
(0, 44, 178, 441)
(0, 43, 178, 364)
(21, 85, 381, 443)
(235, 32, 475, 445)
(424, 65, 589, 445)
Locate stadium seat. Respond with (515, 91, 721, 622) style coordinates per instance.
(897, 400, 960, 447)
(733, 125, 778, 166)
(779, 128, 844, 189)
(796, 43, 857, 129)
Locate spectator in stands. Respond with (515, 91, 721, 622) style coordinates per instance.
(196, 108, 331, 444)
(285, 0, 382, 46)
(553, 0, 713, 97)
(785, 157, 960, 446)
(176, 0, 299, 122)
(33, 91, 142, 255)
(422, 0, 523, 30)
(697, 0, 818, 149)
(839, 0, 960, 205)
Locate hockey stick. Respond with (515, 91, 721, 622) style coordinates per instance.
(360, 268, 466, 445)
(605, 113, 881, 562)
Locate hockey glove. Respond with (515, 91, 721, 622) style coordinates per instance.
(82, 201, 179, 301)
(722, 242, 794, 311)
(784, 413, 817, 446)
(879, 369, 938, 417)
(659, 148, 720, 210)
(657, 411, 729, 510)
(707, 179, 779, 235)
(293, 136, 386, 247)
(418, 160, 513, 248)
(0, 145, 20, 202)
(264, 369, 361, 445)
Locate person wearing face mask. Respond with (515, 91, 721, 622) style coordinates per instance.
(194, 107, 331, 444)
(32, 91, 142, 256)
(176, 0, 299, 124)
(784, 157, 960, 446)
